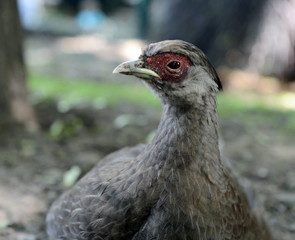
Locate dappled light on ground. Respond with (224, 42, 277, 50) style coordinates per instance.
(219, 67, 293, 93)
(218, 67, 295, 111)
(56, 34, 145, 61)
(281, 93, 295, 110)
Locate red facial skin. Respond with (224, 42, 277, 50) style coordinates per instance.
(146, 53, 193, 82)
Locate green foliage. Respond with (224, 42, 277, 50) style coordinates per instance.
(49, 116, 83, 140)
(63, 165, 82, 187)
(28, 74, 295, 138)
(218, 93, 273, 117)
(20, 139, 37, 157)
(0, 220, 8, 230)
(284, 113, 295, 132)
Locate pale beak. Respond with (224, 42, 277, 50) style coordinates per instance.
(113, 60, 160, 80)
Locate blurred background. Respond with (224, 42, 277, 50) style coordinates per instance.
(0, 0, 294, 239)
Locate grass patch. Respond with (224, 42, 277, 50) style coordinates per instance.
(218, 92, 295, 138)
(28, 74, 295, 122)
(28, 74, 161, 109)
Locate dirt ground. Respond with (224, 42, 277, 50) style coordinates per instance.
(0, 96, 294, 240)
(0, 30, 295, 239)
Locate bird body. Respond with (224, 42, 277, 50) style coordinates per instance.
(46, 40, 271, 240)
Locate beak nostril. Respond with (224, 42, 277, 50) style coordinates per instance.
(136, 61, 145, 68)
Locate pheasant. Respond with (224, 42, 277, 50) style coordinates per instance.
(46, 40, 271, 240)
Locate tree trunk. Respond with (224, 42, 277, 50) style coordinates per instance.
(0, 0, 38, 132)
(247, 0, 295, 80)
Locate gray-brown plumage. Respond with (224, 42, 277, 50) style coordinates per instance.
(46, 40, 271, 240)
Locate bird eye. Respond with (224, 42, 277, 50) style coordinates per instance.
(167, 61, 181, 69)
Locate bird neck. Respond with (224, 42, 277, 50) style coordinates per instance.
(144, 92, 221, 170)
